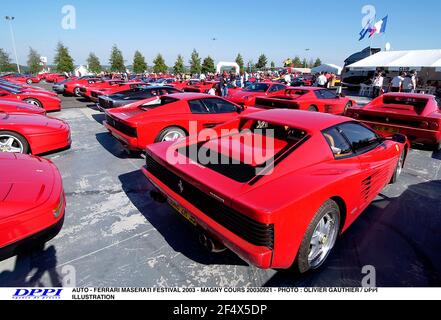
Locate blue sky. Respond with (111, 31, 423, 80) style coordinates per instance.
(1, 0, 440, 68)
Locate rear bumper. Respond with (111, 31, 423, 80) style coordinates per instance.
(103, 121, 139, 151)
(142, 166, 273, 269)
(361, 120, 441, 145)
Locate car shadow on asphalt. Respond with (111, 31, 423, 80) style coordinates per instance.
(432, 149, 441, 160)
(0, 245, 62, 287)
(92, 113, 106, 125)
(263, 180, 441, 287)
(118, 169, 247, 267)
(95, 132, 143, 159)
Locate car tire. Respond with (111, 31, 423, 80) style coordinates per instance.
(26, 79, 33, 84)
(434, 141, 441, 152)
(390, 150, 406, 184)
(74, 87, 82, 97)
(0, 131, 30, 154)
(308, 105, 318, 112)
(155, 127, 186, 143)
(343, 102, 352, 115)
(23, 98, 43, 108)
(294, 200, 340, 274)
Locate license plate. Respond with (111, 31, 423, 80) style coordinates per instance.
(373, 125, 399, 134)
(168, 199, 197, 226)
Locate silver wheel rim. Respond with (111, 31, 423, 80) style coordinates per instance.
(162, 130, 184, 142)
(25, 99, 40, 107)
(308, 212, 339, 269)
(0, 135, 24, 153)
(75, 88, 81, 96)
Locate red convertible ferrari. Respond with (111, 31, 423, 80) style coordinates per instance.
(143, 109, 408, 272)
(104, 93, 259, 151)
(0, 152, 65, 260)
(255, 87, 355, 115)
(346, 93, 441, 150)
(226, 82, 287, 106)
(0, 113, 71, 154)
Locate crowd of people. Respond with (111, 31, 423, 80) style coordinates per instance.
(371, 70, 418, 97)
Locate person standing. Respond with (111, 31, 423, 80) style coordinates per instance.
(220, 72, 228, 97)
(316, 72, 327, 88)
(284, 72, 292, 86)
(372, 72, 384, 97)
(402, 70, 417, 93)
(390, 72, 405, 92)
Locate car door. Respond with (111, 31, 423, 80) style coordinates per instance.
(316, 90, 345, 114)
(338, 122, 398, 209)
(187, 98, 240, 131)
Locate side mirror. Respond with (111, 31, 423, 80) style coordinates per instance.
(385, 133, 407, 144)
(237, 105, 245, 113)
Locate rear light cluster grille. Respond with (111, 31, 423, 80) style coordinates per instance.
(146, 154, 275, 249)
(359, 114, 421, 128)
(255, 98, 299, 110)
(105, 114, 137, 137)
(99, 97, 113, 109)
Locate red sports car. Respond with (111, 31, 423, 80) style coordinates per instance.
(79, 79, 125, 100)
(143, 109, 408, 272)
(226, 82, 287, 106)
(183, 81, 218, 93)
(255, 87, 355, 115)
(2, 74, 40, 85)
(346, 93, 441, 150)
(104, 93, 260, 151)
(0, 80, 58, 97)
(44, 73, 68, 83)
(0, 86, 62, 112)
(0, 113, 71, 154)
(64, 77, 102, 96)
(0, 152, 65, 260)
(0, 100, 46, 115)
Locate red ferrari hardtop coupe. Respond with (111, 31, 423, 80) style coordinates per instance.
(104, 93, 260, 151)
(0, 85, 61, 112)
(0, 112, 71, 155)
(346, 93, 441, 150)
(255, 87, 355, 115)
(0, 152, 65, 260)
(143, 109, 408, 272)
(226, 82, 287, 106)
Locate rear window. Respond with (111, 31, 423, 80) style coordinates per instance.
(140, 97, 178, 109)
(177, 120, 308, 183)
(382, 96, 429, 114)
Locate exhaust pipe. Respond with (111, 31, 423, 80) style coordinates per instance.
(150, 190, 167, 203)
(198, 233, 227, 253)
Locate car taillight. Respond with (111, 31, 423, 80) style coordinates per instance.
(429, 122, 439, 130)
(420, 121, 429, 129)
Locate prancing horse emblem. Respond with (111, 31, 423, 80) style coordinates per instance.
(178, 180, 184, 193)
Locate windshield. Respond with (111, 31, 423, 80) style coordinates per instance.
(244, 83, 270, 92)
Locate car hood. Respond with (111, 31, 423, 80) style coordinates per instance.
(0, 153, 56, 218)
(0, 113, 67, 129)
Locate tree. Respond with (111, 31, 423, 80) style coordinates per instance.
(109, 45, 125, 72)
(0, 48, 14, 72)
(270, 61, 276, 69)
(87, 52, 102, 74)
(302, 58, 308, 68)
(313, 58, 322, 67)
(235, 53, 244, 73)
(292, 56, 302, 68)
(255, 54, 267, 69)
(189, 49, 201, 74)
(173, 55, 185, 74)
(201, 56, 215, 74)
(54, 42, 75, 73)
(132, 50, 147, 74)
(27, 47, 42, 74)
(153, 54, 168, 73)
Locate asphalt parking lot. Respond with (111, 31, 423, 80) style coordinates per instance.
(0, 84, 440, 287)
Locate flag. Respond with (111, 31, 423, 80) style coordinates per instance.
(359, 20, 374, 41)
(369, 15, 388, 37)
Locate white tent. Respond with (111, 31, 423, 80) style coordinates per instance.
(347, 49, 441, 70)
(75, 65, 90, 77)
(216, 62, 240, 74)
(311, 64, 343, 75)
